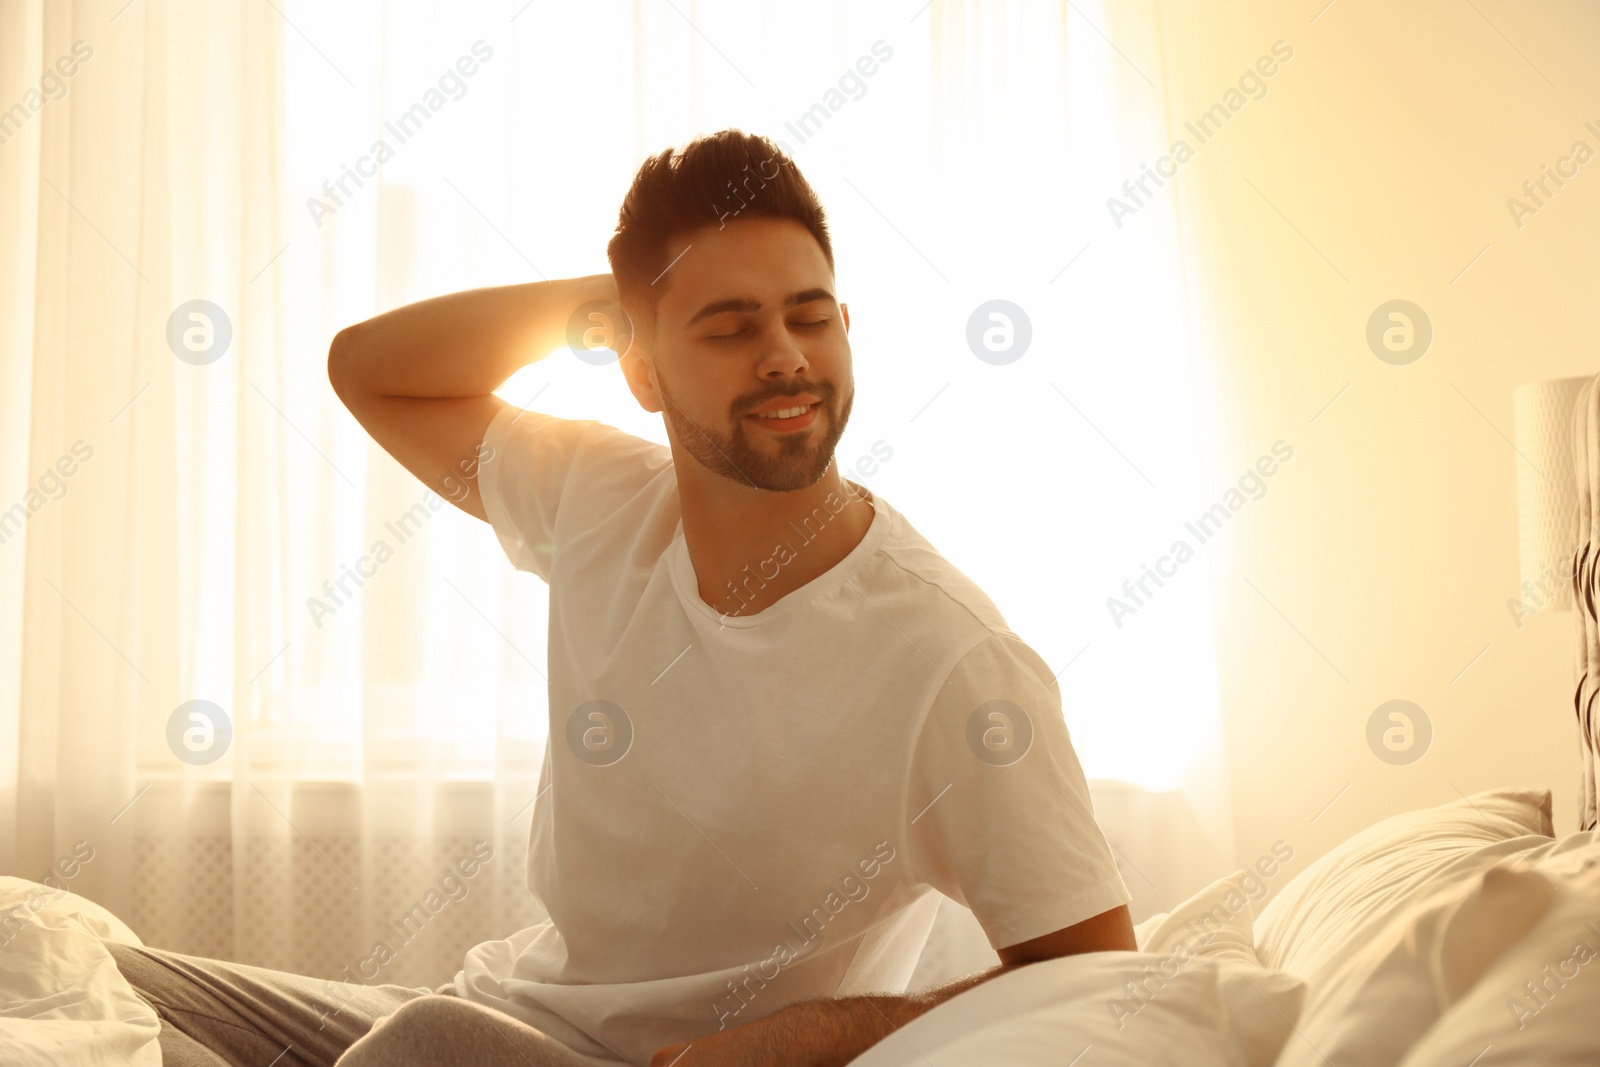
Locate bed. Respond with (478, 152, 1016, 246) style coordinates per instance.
(852, 787, 1600, 1067)
(10, 791, 1595, 1067)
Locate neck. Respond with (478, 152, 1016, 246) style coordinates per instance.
(677, 462, 875, 619)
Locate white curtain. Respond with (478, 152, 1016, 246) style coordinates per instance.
(1, 0, 1227, 985)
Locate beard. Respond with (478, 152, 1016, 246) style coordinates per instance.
(657, 374, 853, 493)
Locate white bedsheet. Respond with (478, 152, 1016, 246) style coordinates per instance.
(849, 869, 1308, 1067)
(0, 877, 161, 1067)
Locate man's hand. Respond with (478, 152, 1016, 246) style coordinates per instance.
(647, 905, 1135, 1067)
(646, 979, 955, 1067)
(327, 273, 615, 521)
(648, 1034, 745, 1067)
(650, 1041, 692, 1067)
(648, 1011, 794, 1067)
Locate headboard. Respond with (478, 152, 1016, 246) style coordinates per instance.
(1570, 373, 1600, 832)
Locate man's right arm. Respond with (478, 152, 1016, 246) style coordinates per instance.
(326, 273, 615, 521)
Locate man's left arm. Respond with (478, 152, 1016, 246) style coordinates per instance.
(650, 903, 1136, 1067)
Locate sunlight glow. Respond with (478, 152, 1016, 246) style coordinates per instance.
(201, 0, 1223, 798)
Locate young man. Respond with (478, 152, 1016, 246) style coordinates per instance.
(114, 129, 1135, 1067)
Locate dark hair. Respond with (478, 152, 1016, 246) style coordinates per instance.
(606, 129, 834, 343)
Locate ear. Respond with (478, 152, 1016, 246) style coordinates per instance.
(841, 302, 849, 332)
(619, 332, 663, 415)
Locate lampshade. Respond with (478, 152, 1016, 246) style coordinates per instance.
(1512, 375, 1592, 613)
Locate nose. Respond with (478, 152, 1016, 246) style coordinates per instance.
(754, 321, 811, 381)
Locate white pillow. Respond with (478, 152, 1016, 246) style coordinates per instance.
(849, 872, 1305, 1067)
(1134, 868, 1273, 965)
(0, 881, 160, 1066)
(1506, 826, 1600, 878)
(1395, 857, 1600, 1066)
(1274, 857, 1559, 1067)
(0, 877, 144, 945)
(846, 952, 1304, 1067)
(1254, 786, 1553, 1001)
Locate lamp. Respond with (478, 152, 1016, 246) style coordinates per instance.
(1517, 374, 1600, 833)
(1512, 375, 1593, 614)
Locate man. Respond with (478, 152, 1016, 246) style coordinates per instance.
(115, 129, 1135, 1067)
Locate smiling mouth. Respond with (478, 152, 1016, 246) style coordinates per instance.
(746, 404, 819, 431)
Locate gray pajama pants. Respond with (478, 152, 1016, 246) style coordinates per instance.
(105, 941, 631, 1067)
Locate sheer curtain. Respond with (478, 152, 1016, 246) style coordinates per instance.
(1, 0, 1225, 983)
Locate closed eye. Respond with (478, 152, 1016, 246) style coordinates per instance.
(707, 319, 829, 341)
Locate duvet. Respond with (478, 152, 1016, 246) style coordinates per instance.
(0, 876, 160, 1067)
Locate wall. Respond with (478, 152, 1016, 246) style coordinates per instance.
(1150, 0, 1600, 877)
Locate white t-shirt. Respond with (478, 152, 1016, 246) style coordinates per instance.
(455, 404, 1131, 1066)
